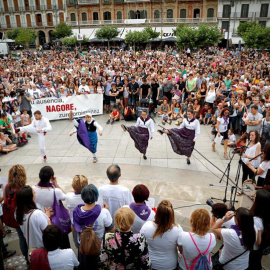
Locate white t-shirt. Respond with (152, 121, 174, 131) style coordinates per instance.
(32, 186, 65, 212)
(219, 229, 250, 270)
(178, 232, 216, 270)
(78, 84, 90, 94)
(228, 134, 236, 143)
(20, 210, 49, 249)
(48, 248, 79, 270)
(124, 205, 155, 234)
(140, 221, 183, 270)
(217, 117, 229, 133)
(99, 184, 134, 220)
(254, 217, 263, 250)
(259, 160, 270, 178)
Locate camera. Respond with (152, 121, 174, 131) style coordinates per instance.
(206, 198, 214, 207)
(16, 88, 25, 96)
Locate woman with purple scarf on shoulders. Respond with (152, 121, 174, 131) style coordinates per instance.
(125, 184, 155, 234)
(121, 109, 155, 160)
(158, 109, 200, 165)
(73, 184, 114, 270)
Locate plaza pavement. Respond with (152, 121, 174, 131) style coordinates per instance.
(0, 114, 269, 269)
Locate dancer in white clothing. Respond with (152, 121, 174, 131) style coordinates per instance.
(121, 109, 154, 160)
(16, 110, 52, 162)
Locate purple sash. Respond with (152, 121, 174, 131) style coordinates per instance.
(230, 225, 244, 246)
(73, 204, 101, 233)
(140, 116, 150, 124)
(76, 119, 91, 151)
(37, 182, 54, 188)
(129, 203, 151, 221)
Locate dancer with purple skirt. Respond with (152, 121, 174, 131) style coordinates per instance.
(158, 109, 200, 165)
(69, 111, 103, 163)
(121, 109, 154, 160)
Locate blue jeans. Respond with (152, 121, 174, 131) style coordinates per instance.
(16, 227, 28, 262)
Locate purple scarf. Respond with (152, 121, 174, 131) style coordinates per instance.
(129, 203, 151, 221)
(140, 116, 150, 124)
(187, 118, 195, 124)
(230, 225, 244, 246)
(37, 182, 54, 188)
(73, 204, 101, 233)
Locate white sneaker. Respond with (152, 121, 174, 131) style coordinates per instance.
(93, 157, 98, 163)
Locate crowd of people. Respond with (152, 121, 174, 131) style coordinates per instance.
(0, 164, 269, 270)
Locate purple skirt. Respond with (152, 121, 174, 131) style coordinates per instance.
(129, 126, 149, 154)
(168, 127, 195, 157)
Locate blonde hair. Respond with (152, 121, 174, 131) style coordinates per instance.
(153, 200, 176, 239)
(72, 175, 88, 194)
(8, 164, 27, 189)
(115, 207, 135, 231)
(190, 209, 210, 236)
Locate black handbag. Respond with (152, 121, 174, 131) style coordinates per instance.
(211, 245, 248, 270)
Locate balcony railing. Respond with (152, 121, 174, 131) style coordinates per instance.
(255, 11, 270, 18)
(218, 12, 254, 18)
(78, 0, 99, 4)
(102, 0, 111, 4)
(68, 17, 217, 26)
(124, 0, 150, 2)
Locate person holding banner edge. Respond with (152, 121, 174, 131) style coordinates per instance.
(15, 110, 52, 162)
(69, 111, 103, 163)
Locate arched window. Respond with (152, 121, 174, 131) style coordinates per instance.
(81, 12, 87, 21)
(207, 8, 214, 18)
(128, 10, 135, 19)
(103, 11, 111, 20)
(117, 11, 122, 20)
(167, 9, 173, 18)
(141, 10, 147, 19)
(93, 12, 98, 21)
(180, 9, 186, 18)
(194, 8, 200, 18)
(154, 10, 160, 19)
(70, 13, 76, 21)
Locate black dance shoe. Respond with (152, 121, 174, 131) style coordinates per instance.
(143, 155, 147, 160)
(121, 124, 128, 132)
(187, 159, 191, 165)
(157, 130, 164, 135)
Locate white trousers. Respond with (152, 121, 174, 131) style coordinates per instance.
(20, 125, 46, 156)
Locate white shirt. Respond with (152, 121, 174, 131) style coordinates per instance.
(180, 118, 200, 141)
(254, 217, 263, 250)
(259, 160, 270, 178)
(30, 116, 52, 132)
(135, 117, 155, 138)
(48, 248, 79, 270)
(241, 142, 261, 167)
(140, 221, 183, 270)
(99, 184, 134, 220)
(20, 210, 49, 248)
(32, 186, 65, 212)
(217, 116, 229, 133)
(219, 229, 250, 270)
(78, 84, 90, 94)
(178, 232, 216, 270)
(228, 134, 236, 143)
(124, 205, 155, 234)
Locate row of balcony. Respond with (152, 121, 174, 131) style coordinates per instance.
(0, 4, 66, 13)
(68, 0, 178, 5)
(68, 17, 217, 26)
(217, 11, 270, 19)
(0, 22, 59, 28)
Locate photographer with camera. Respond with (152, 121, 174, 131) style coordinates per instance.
(123, 104, 137, 122)
(17, 84, 32, 118)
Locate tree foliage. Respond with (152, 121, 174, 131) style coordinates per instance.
(174, 24, 222, 49)
(61, 36, 77, 46)
(143, 26, 160, 39)
(125, 30, 149, 50)
(52, 22, 73, 39)
(237, 22, 258, 37)
(95, 26, 119, 48)
(7, 28, 36, 48)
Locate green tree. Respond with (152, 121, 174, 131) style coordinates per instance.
(95, 26, 119, 48)
(125, 30, 149, 51)
(52, 22, 73, 39)
(237, 21, 258, 37)
(8, 28, 37, 48)
(196, 24, 222, 48)
(174, 24, 197, 49)
(143, 26, 160, 39)
(61, 36, 77, 46)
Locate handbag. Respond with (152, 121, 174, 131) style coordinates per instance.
(51, 190, 71, 234)
(211, 244, 248, 270)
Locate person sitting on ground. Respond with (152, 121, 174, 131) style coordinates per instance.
(227, 129, 236, 147)
(106, 105, 120, 125)
(99, 165, 134, 220)
(161, 109, 171, 125)
(123, 104, 137, 121)
(158, 98, 171, 116)
(30, 225, 79, 270)
(204, 108, 213, 125)
(125, 184, 155, 234)
(99, 207, 150, 269)
(0, 132, 17, 153)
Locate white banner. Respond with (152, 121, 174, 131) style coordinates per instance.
(31, 94, 103, 121)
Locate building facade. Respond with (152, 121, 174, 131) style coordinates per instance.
(218, 0, 270, 45)
(0, 0, 67, 45)
(66, 0, 218, 38)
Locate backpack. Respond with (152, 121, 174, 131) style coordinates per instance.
(79, 226, 101, 256)
(2, 184, 19, 228)
(183, 232, 212, 270)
